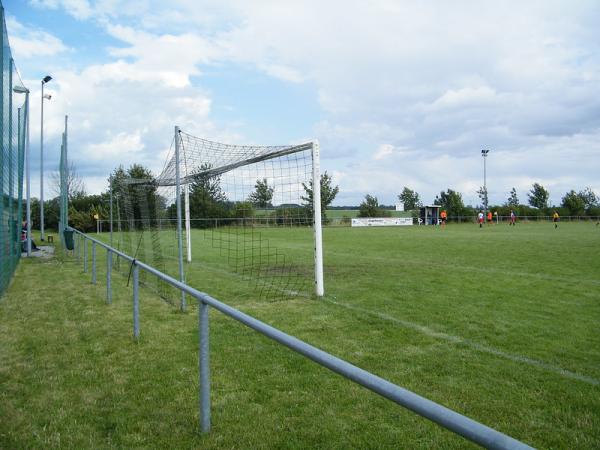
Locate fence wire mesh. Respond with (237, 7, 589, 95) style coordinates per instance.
(1, 3, 28, 297)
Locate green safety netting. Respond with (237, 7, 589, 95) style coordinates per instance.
(1, 2, 29, 297)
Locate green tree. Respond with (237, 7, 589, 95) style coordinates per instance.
(248, 178, 274, 208)
(51, 161, 86, 201)
(476, 186, 488, 210)
(434, 189, 466, 217)
(358, 194, 390, 217)
(527, 183, 550, 209)
(561, 190, 585, 216)
(398, 187, 421, 210)
(186, 164, 230, 226)
(232, 201, 255, 220)
(301, 171, 339, 222)
(506, 187, 519, 207)
(578, 187, 598, 212)
(109, 164, 159, 228)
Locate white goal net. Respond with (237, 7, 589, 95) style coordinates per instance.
(110, 127, 324, 304)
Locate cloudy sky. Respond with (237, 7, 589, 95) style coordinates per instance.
(5, 0, 600, 206)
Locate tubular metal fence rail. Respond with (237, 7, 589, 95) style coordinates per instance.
(67, 227, 534, 449)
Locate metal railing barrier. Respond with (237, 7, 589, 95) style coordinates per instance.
(67, 227, 534, 449)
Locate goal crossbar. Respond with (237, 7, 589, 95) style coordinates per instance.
(158, 135, 313, 187)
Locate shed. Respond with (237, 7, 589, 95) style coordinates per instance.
(419, 205, 441, 225)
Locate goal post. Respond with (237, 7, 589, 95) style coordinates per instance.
(170, 128, 325, 298)
(311, 140, 324, 297)
(184, 183, 191, 263)
(174, 125, 186, 311)
(111, 128, 325, 301)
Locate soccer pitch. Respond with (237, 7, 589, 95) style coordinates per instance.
(1, 222, 599, 448)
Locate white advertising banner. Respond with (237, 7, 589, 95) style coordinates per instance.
(351, 217, 413, 227)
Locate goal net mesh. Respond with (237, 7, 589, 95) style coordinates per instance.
(111, 130, 317, 302)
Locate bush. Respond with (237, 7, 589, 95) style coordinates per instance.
(272, 206, 309, 226)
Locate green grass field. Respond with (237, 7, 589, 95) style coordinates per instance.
(1, 222, 599, 448)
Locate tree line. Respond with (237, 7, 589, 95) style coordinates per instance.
(354, 184, 599, 218)
(385, 184, 600, 218)
(29, 164, 598, 231)
(32, 164, 341, 232)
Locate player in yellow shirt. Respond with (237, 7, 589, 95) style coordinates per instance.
(553, 211, 559, 229)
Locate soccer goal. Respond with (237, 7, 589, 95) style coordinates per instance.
(110, 127, 324, 303)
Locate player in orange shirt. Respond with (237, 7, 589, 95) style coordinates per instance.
(487, 211, 492, 224)
(440, 210, 447, 228)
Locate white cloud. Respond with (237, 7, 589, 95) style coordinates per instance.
(85, 131, 145, 161)
(28, 0, 94, 20)
(105, 25, 218, 87)
(428, 86, 498, 111)
(258, 64, 305, 83)
(373, 144, 394, 161)
(5, 16, 69, 59)
(15, 0, 600, 206)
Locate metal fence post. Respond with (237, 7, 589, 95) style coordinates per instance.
(199, 300, 211, 432)
(133, 264, 139, 339)
(106, 249, 112, 304)
(92, 241, 96, 284)
(83, 238, 88, 273)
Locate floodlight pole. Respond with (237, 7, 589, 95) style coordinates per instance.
(40, 75, 52, 241)
(109, 184, 113, 247)
(8, 59, 14, 256)
(481, 149, 490, 216)
(64, 115, 68, 231)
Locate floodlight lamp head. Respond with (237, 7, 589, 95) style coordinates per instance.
(13, 85, 29, 94)
(481, 149, 490, 156)
(43, 94, 52, 100)
(42, 75, 52, 84)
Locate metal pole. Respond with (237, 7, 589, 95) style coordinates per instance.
(40, 81, 44, 241)
(133, 264, 139, 339)
(185, 183, 192, 263)
(484, 154, 487, 215)
(109, 186, 113, 247)
(199, 301, 211, 432)
(17, 106, 21, 255)
(312, 140, 324, 297)
(25, 92, 31, 256)
(175, 126, 186, 311)
(83, 238, 88, 273)
(481, 149, 489, 217)
(92, 242, 96, 284)
(106, 249, 112, 304)
(64, 115, 68, 230)
(8, 60, 14, 259)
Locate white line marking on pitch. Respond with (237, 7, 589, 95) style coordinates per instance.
(324, 299, 600, 386)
